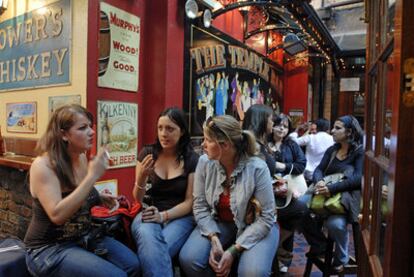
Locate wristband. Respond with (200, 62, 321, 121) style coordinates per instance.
(164, 210, 169, 221)
(208, 233, 218, 241)
(227, 245, 240, 259)
(159, 212, 164, 223)
(134, 181, 146, 190)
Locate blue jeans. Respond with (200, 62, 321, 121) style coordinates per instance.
(300, 193, 350, 265)
(26, 236, 140, 277)
(179, 221, 279, 277)
(131, 213, 195, 277)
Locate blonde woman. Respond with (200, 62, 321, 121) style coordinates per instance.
(180, 115, 278, 277)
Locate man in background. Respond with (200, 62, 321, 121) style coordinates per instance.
(290, 118, 334, 182)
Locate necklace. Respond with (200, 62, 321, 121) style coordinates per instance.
(337, 151, 348, 160)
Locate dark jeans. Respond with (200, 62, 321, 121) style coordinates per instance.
(276, 197, 308, 266)
(26, 236, 140, 277)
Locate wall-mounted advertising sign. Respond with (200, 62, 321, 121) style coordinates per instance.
(98, 2, 140, 92)
(97, 100, 138, 169)
(0, 0, 71, 92)
(185, 26, 283, 136)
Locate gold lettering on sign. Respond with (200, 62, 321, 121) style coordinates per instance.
(190, 45, 226, 74)
(0, 6, 65, 51)
(0, 47, 68, 84)
(190, 44, 270, 81)
(228, 45, 269, 82)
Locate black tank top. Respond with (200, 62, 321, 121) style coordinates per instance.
(24, 188, 100, 249)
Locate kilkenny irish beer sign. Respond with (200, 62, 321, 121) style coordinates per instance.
(97, 100, 138, 169)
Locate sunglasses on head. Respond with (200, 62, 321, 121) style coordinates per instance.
(206, 117, 231, 142)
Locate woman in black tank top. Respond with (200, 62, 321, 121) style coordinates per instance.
(130, 107, 199, 277)
(24, 104, 139, 277)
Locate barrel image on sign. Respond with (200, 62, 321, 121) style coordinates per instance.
(98, 11, 111, 76)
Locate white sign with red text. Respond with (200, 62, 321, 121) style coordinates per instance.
(98, 2, 140, 92)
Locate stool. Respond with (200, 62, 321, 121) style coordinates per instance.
(304, 222, 359, 277)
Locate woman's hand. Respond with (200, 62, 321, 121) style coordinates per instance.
(209, 236, 224, 273)
(88, 147, 109, 181)
(273, 179, 288, 197)
(140, 154, 155, 178)
(315, 181, 331, 196)
(275, 162, 286, 171)
(215, 251, 234, 277)
(100, 193, 118, 210)
(141, 206, 163, 223)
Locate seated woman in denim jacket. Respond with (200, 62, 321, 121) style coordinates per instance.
(302, 115, 364, 272)
(179, 115, 278, 277)
(131, 107, 199, 277)
(24, 104, 139, 277)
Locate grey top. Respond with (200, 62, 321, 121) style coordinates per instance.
(193, 154, 276, 250)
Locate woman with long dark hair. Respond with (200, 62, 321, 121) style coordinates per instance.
(131, 107, 199, 276)
(24, 104, 139, 277)
(242, 104, 276, 176)
(303, 115, 364, 272)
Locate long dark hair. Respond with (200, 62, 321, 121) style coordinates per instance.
(337, 115, 364, 151)
(242, 104, 273, 141)
(36, 104, 93, 190)
(152, 107, 193, 173)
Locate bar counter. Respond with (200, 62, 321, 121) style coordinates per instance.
(0, 154, 34, 171)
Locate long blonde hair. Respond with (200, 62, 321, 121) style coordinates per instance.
(204, 115, 258, 157)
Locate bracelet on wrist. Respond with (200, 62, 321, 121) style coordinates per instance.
(134, 181, 146, 190)
(163, 210, 169, 221)
(208, 233, 218, 241)
(227, 245, 240, 259)
(159, 212, 164, 223)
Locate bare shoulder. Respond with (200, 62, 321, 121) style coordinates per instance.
(31, 155, 53, 173)
(30, 155, 58, 186)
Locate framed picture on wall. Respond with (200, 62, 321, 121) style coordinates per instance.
(48, 95, 81, 118)
(95, 179, 118, 196)
(6, 102, 37, 133)
(288, 109, 304, 129)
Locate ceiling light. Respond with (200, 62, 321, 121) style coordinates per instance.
(185, 0, 199, 19)
(203, 9, 212, 28)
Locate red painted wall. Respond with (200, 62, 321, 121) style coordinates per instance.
(87, 0, 185, 199)
(213, 10, 244, 42)
(283, 65, 309, 121)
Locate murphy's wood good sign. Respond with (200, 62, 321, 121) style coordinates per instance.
(0, 0, 71, 91)
(98, 2, 140, 92)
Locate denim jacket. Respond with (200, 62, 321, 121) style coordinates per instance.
(193, 154, 276, 250)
